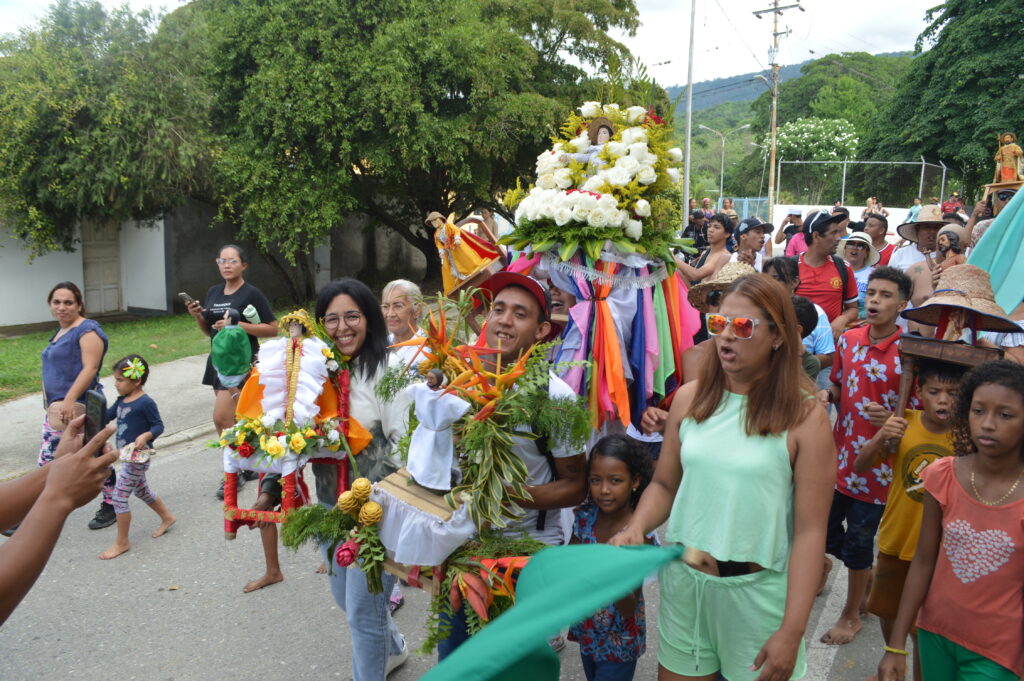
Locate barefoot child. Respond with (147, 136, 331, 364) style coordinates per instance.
(568, 435, 655, 681)
(818, 266, 912, 645)
(99, 355, 176, 560)
(878, 360, 1024, 681)
(855, 360, 963, 680)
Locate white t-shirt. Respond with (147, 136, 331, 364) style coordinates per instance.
(504, 372, 582, 545)
(887, 245, 926, 272)
(728, 250, 763, 272)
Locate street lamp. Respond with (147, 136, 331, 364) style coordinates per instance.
(698, 123, 750, 210)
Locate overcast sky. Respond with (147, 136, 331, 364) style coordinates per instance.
(1, 0, 939, 84)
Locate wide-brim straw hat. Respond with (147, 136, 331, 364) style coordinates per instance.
(586, 117, 615, 145)
(897, 204, 946, 242)
(424, 211, 445, 226)
(901, 264, 1019, 333)
(687, 261, 757, 312)
(841, 232, 880, 267)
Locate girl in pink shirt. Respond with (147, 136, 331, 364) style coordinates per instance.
(878, 360, 1024, 681)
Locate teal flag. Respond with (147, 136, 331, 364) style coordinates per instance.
(968, 189, 1024, 312)
(421, 543, 683, 681)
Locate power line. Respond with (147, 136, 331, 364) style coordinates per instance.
(711, 0, 766, 71)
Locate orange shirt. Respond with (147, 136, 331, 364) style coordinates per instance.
(917, 457, 1023, 675)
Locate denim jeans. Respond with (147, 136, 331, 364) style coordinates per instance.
(321, 543, 403, 681)
(436, 606, 470, 660)
(580, 654, 638, 681)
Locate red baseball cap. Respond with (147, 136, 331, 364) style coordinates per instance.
(479, 271, 552, 322)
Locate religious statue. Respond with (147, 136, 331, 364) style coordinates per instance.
(426, 211, 503, 297)
(993, 131, 1023, 183)
(561, 116, 616, 171)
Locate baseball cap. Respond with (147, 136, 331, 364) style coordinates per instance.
(787, 208, 802, 216)
(804, 209, 845, 234)
(479, 271, 552, 322)
(736, 217, 767, 236)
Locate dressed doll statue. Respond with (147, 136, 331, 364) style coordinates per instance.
(426, 211, 503, 297)
(994, 131, 1024, 183)
(404, 372, 469, 493)
(561, 117, 616, 172)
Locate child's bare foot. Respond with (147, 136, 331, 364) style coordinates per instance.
(821, 616, 862, 645)
(99, 543, 131, 560)
(817, 556, 833, 596)
(243, 571, 283, 593)
(152, 516, 176, 538)
(315, 561, 327, 574)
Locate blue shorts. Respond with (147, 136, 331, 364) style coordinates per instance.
(826, 490, 884, 570)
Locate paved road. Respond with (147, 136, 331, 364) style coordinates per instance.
(1, 356, 900, 680)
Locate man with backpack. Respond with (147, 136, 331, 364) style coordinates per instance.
(796, 209, 859, 339)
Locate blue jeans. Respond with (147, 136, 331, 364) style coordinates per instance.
(825, 490, 885, 571)
(581, 654, 638, 681)
(436, 605, 471, 660)
(321, 543, 403, 681)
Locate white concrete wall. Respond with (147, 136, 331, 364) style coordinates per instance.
(120, 217, 168, 312)
(773, 205, 911, 236)
(0, 228, 85, 326)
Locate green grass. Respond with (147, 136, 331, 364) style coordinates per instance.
(0, 313, 213, 403)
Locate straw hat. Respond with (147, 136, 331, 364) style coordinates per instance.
(897, 204, 946, 242)
(841, 232, 880, 267)
(424, 211, 445, 226)
(586, 117, 615, 145)
(687, 261, 757, 312)
(901, 264, 1019, 333)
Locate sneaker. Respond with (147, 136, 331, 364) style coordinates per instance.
(88, 502, 116, 530)
(548, 634, 566, 653)
(385, 636, 409, 676)
(389, 583, 405, 614)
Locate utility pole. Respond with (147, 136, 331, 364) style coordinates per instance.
(753, 1, 802, 224)
(681, 0, 697, 229)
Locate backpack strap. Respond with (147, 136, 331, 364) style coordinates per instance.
(831, 255, 850, 295)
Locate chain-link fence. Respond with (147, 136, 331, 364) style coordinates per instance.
(776, 159, 963, 207)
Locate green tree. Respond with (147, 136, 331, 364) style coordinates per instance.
(767, 117, 859, 204)
(809, 75, 877, 132)
(0, 0, 213, 256)
(205, 0, 639, 292)
(862, 0, 1024, 193)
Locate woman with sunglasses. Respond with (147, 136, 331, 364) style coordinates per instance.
(186, 244, 277, 498)
(613, 273, 835, 681)
(312, 278, 411, 680)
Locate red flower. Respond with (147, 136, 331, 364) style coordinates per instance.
(645, 107, 665, 126)
(237, 442, 255, 458)
(335, 539, 359, 567)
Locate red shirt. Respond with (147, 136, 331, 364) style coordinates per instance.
(830, 325, 904, 504)
(876, 242, 895, 266)
(796, 254, 858, 321)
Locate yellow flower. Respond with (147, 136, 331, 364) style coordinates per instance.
(219, 439, 229, 448)
(322, 347, 334, 359)
(253, 424, 263, 435)
(337, 491, 360, 514)
(351, 478, 372, 502)
(235, 432, 246, 445)
(358, 501, 383, 525)
(289, 432, 306, 453)
(265, 437, 285, 458)
(304, 427, 316, 438)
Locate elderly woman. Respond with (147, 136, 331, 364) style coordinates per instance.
(381, 279, 424, 371)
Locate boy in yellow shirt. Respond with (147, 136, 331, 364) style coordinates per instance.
(853, 360, 963, 681)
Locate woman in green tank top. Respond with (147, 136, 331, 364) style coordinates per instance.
(612, 273, 836, 681)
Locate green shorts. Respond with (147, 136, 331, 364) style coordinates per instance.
(918, 629, 1018, 681)
(658, 560, 806, 680)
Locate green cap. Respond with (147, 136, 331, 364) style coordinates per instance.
(211, 326, 252, 377)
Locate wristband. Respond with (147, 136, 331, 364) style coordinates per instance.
(883, 645, 908, 656)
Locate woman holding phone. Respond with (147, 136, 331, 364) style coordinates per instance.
(186, 244, 277, 499)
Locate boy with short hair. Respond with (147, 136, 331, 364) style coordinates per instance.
(818, 265, 912, 646)
(856, 360, 963, 681)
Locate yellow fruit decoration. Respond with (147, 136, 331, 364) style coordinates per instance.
(337, 490, 360, 514)
(351, 477, 373, 502)
(358, 501, 383, 525)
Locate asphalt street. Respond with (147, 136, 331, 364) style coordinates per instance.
(0, 354, 900, 680)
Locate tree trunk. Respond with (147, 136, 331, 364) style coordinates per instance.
(361, 199, 441, 283)
(261, 250, 305, 305)
(296, 252, 316, 300)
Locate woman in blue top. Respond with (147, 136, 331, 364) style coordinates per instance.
(612, 274, 835, 681)
(39, 281, 112, 530)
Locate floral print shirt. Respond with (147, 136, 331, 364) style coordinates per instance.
(830, 325, 904, 505)
(567, 503, 647, 662)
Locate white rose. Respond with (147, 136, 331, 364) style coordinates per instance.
(605, 141, 626, 158)
(327, 428, 340, 443)
(553, 206, 573, 226)
(636, 165, 657, 185)
(596, 195, 619, 211)
(606, 167, 631, 186)
(668, 147, 683, 163)
(608, 209, 628, 228)
(628, 142, 651, 163)
(571, 206, 590, 223)
(569, 133, 591, 153)
(603, 103, 621, 115)
(261, 414, 276, 428)
(581, 175, 605, 193)
(537, 173, 557, 190)
(615, 156, 640, 174)
(666, 168, 681, 184)
(554, 168, 574, 189)
(589, 208, 610, 228)
(326, 359, 339, 372)
(622, 127, 648, 145)
(625, 106, 647, 124)
(634, 198, 652, 217)
(580, 101, 602, 118)
(624, 219, 643, 240)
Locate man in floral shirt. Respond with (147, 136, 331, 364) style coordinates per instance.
(817, 266, 911, 647)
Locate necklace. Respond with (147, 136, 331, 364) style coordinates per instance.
(868, 327, 895, 344)
(971, 461, 1024, 506)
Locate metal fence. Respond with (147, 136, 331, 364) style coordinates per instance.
(776, 158, 962, 207)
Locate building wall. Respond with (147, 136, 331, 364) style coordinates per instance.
(0, 229, 85, 326)
(329, 214, 427, 290)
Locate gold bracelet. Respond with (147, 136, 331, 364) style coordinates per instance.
(883, 645, 908, 656)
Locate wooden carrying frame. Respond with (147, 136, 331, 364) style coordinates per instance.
(894, 336, 1003, 419)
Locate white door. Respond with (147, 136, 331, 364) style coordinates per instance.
(314, 242, 332, 290)
(81, 220, 122, 314)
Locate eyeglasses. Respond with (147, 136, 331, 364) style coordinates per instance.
(995, 190, 1017, 202)
(844, 242, 867, 250)
(215, 258, 240, 265)
(323, 312, 364, 330)
(381, 302, 408, 313)
(706, 313, 763, 340)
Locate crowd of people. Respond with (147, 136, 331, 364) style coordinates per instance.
(2, 190, 1022, 681)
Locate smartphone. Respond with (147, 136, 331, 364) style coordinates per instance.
(83, 389, 107, 451)
(178, 291, 195, 306)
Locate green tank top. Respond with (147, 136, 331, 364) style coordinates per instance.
(666, 391, 795, 572)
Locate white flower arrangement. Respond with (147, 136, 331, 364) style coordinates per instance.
(625, 106, 647, 124)
(580, 101, 602, 118)
(514, 187, 631, 232)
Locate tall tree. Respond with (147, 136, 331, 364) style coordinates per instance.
(862, 0, 1024, 192)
